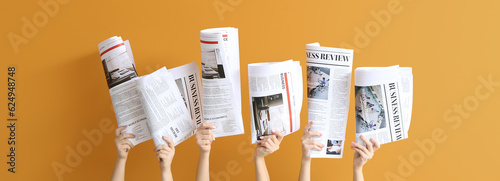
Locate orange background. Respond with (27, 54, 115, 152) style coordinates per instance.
(1, 0, 500, 180)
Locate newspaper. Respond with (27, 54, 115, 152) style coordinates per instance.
(136, 67, 196, 147)
(98, 36, 201, 146)
(354, 66, 413, 145)
(99, 36, 150, 145)
(305, 43, 354, 158)
(248, 60, 303, 144)
(200, 27, 244, 138)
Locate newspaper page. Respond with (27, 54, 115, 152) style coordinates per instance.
(136, 67, 196, 147)
(200, 27, 244, 138)
(169, 62, 203, 134)
(306, 43, 354, 158)
(248, 60, 303, 144)
(354, 65, 413, 145)
(99, 36, 152, 146)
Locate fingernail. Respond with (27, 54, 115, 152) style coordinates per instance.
(360, 135, 364, 138)
(272, 130, 276, 133)
(352, 142, 355, 145)
(259, 136, 264, 139)
(319, 133, 322, 136)
(212, 126, 216, 129)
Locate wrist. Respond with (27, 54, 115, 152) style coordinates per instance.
(353, 166, 363, 173)
(116, 156, 127, 162)
(199, 150, 210, 158)
(301, 156, 311, 163)
(254, 154, 265, 162)
(200, 149, 211, 155)
(161, 166, 172, 177)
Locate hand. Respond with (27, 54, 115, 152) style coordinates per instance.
(196, 122, 215, 153)
(351, 135, 380, 171)
(114, 126, 135, 160)
(255, 130, 284, 158)
(155, 137, 175, 171)
(301, 122, 324, 161)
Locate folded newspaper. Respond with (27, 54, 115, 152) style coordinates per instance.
(98, 36, 203, 147)
(306, 43, 354, 158)
(200, 27, 245, 138)
(354, 65, 413, 145)
(248, 60, 303, 144)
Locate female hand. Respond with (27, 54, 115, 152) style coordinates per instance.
(155, 137, 175, 171)
(196, 122, 215, 153)
(301, 122, 324, 161)
(114, 126, 135, 160)
(255, 130, 284, 158)
(351, 135, 380, 170)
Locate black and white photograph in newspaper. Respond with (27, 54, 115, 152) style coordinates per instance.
(326, 139, 342, 155)
(175, 78, 188, 108)
(252, 93, 286, 141)
(307, 66, 330, 100)
(201, 49, 226, 79)
(102, 56, 137, 89)
(355, 85, 387, 133)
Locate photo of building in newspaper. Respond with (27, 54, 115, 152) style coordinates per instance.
(101, 54, 138, 89)
(355, 85, 387, 134)
(201, 49, 226, 79)
(307, 66, 330, 100)
(251, 93, 286, 140)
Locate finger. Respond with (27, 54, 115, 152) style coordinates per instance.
(200, 122, 215, 129)
(210, 132, 215, 141)
(371, 138, 381, 151)
(199, 135, 212, 140)
(351, 146, 368, 159)
(259, 136, 269, 143)
(352, 142, 370, 155)
(118, 143, 132, 151)
(360, 135, 373, 152)
(302, 139, 313, 145)
(157, 150, 169, 160)
(312, 140, 325, 148)
(197, 139, 210, 146)
(119, 133, 136, 140)
(263, 140, 273, 150)
(163, 136, 175, 149)
(312, 145, 322, 151)
(273, 130, 285, 142)
(154, 144, 169, 152)
(304, 121, 314, 134)
(199, 129, 212, 136)
(115, 126, 126, 136)
(304, 131, 322, 140)
(270, 134, 278, 145)
(203, 139, 211, 145)
(123, 139, 134, 149)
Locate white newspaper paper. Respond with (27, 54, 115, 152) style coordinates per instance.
(136, 67, 196, 147)
(248, 60, 303, 144)
(354, 66, 413, 145)
(200, 27, 244, 138)
(99, 36, 150, 145)
(99, 36, 200, 146)
(306, 43, 354, 158)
